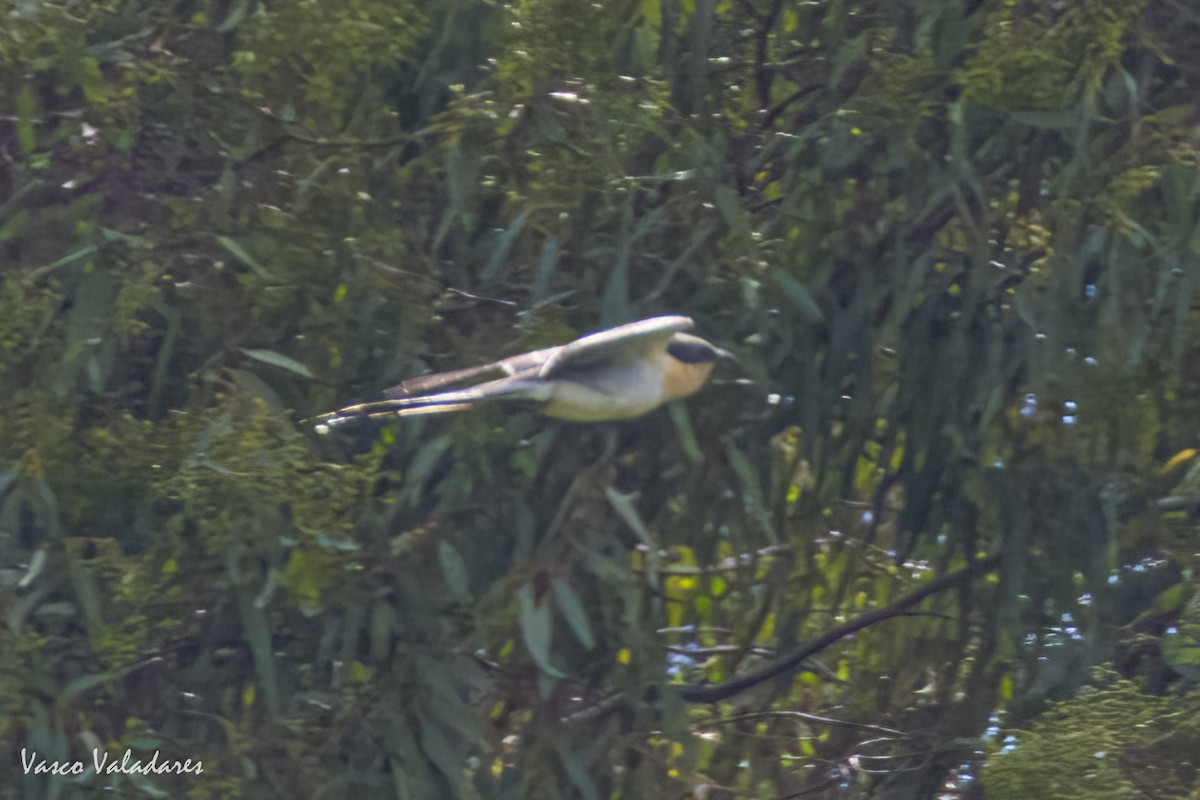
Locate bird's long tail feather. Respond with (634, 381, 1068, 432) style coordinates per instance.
(312, 379, 541, 431)
(313, 400, 477, 431)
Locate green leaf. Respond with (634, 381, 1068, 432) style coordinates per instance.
(1130, 582, 1190, 627)
(668, 401, 704, 464)
(236, 583, 281, 717)
(240, 348, 314, 379)
(557, 747, 601, 800)
(314, 532, 359, 551)
(28, 244, 99, 280)
(552, 577, 595, 649)
(0, 463, 18, 497)
(1010, 109, 1077, 130)
(16, 85, 36, 154)
(79, 57, 111, 105)
(31, 477, 62, 539)
(642, 0, 662, 27)
(17, 547, 47, 589)
(604, 487, 655, 547)
(771, 271, 824, 322)
(370, 601, 395, 665)
(0, 209, 29, 244)
(433, 145, 472, 251)
(217, 0, 254, 31)
(519, 584, 564, 677)
(722, 435, 776, 543)
(932, 4, 967, 68)
(416, 711, 467, 790)
(531, 235, 559, 303)
(69, 561, 104, 627)
(1163, 622, 1200, 678)
(438, 541, 472, 601)
(126, 769, 171, 798)
(62, 671, 117, 701)
(402, 435, 453, 508)
(216, 235, 274, 279)
(480, 211, 527, 282)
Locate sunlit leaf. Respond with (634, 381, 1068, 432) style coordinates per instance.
(1163, 449, 1197, 474)
(240, 348, 314, 379)
(16, 85, 37, 154)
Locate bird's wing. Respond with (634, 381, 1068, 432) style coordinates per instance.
(382, 345, 560, 398)
(539, 316, 694, 378)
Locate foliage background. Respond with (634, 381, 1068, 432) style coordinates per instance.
(2, 0, 1200, 797)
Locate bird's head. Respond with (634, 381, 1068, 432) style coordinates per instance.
(659, 332, 737, 403)
(667, 332, 736, 365)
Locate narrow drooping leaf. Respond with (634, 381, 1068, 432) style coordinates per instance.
(216, 235, 273, 279)
(236, 584, 281, 718)
(240, 348, 314, 378)
(531, 235, 559, 303)
(604, 487, 654, 547)
(552, 577, 595, 649)
(480, 211, 528, 282)
(438, 540, 472, 601)
(556, 746, 602, 800)
(518, 583, 564, 677)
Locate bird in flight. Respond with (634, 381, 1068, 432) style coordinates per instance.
(314, 316, 732, 429)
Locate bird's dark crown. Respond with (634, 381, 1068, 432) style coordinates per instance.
(667, 334, 728, 364)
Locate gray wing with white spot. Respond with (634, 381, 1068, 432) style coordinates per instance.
(539, 316, 694, 378)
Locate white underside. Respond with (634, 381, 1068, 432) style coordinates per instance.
(540, 362, 665, 421)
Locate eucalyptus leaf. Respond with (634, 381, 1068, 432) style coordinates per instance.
(438, 540, 472, 601)
(519, 583, 564, 677)
(604, 487, 654, 547)
(531, 235, 559, 303)
(480, 211, 528, 282)
(722, 435, 776, 543)
(216, 235, 274, 279)
(126, 769, 171, 798)
(240, 348, 315, 379)
(552, 577, 595, 649)
(556, 747, 601, 800)
(62, 670, 117, 702)
(237, 582, 281, 717)
(771, 271, 824, 322)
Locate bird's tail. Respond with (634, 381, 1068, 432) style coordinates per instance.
(312, 379, 541, 431)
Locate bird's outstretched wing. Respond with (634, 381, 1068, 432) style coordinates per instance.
(539, 316, 693, 377)
(382, 345, 558, 398)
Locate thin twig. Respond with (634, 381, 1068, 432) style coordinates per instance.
(679, 555, 1000, 703)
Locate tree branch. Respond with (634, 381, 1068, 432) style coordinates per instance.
(679, 554, 1000, 703)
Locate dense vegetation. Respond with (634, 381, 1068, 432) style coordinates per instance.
(3, 0, 1200, 797)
